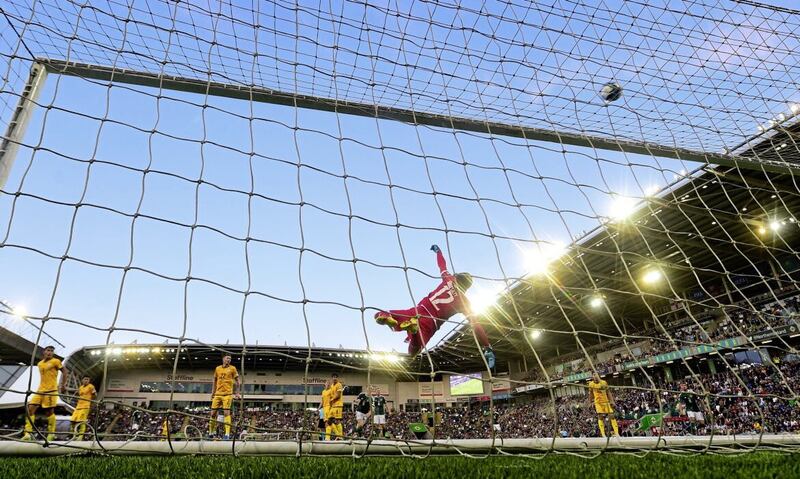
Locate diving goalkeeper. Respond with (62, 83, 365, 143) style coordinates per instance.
(375, 245, 495, 368)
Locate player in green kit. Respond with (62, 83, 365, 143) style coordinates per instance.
(678, 382, 705, 435)
(354, 392, 371, 437)
(372, 390, 387, 438)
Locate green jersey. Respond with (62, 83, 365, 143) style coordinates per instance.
(373, 395, 386, 415)
(679, 391, 701, 412)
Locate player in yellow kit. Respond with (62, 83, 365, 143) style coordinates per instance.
(209, 354, 240, 440)
(23, 346, 68, 441)
(70, 376, 96, 440)
(160, 418, 169, 441)
(320, 380, 332, 440)
(328, 373, 344, 440)
(588, 372, 619, 437)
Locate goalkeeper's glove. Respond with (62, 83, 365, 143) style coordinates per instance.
(483, 346, 496, 369)
(430, 244, 440, 253)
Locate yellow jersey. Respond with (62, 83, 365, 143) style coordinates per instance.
(588, 380, 610, 404)
(321, 387, 331, 409)
(37, 358, 62, 392)
(329, 381, 343, 407)
(213, 365, 239, 396)
(75, 383, 96, 410)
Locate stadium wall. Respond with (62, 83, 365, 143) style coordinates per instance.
(595, 340, 651, 362)
(101, 369, 394, 407)
(99, 368, 493, 410)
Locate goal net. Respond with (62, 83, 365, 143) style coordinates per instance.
(1, 0, 800, 456)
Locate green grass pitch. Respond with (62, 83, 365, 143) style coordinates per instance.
(0, 452, 797, 478)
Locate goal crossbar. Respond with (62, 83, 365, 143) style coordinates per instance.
(34, 58, 796, 176)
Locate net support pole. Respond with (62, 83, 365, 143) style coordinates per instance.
(0, 62, 47, 190)
(35, 58, 800, 176)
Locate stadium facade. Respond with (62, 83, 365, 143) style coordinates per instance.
(65, 344, 513, 413)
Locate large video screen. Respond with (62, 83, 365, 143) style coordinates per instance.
(449, 373, 483, 396)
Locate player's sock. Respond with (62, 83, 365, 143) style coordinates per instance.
(47, 414, 56, 434)
(208, 419, 216, 436)
(78, 422, 86, 440)
(374, 312, 398, 329)
(399, 317, 419, 334)
(611, 419, 619, 436)
(597, 419, 606, 437)
(336, 423, 344, 439)
(24, 415, 34, 434)
(325, 424, 331, 440)
(224, 416, 232, 436)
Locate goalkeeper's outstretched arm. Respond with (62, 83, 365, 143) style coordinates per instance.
(430, 244, 449, 277)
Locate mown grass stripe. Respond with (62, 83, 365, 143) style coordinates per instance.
(0, 452, 798, 479)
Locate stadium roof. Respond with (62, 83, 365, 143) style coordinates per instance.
(733, 114, 800, 165)
(433, 139, 800, 371)
(0, 328, 41, 366)
(0, 304, 64, 365)
(66, 344, 417, 382)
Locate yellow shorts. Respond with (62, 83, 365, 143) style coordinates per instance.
(211, 395, 233, 410)
(30, 390, 58, 409)
(594, 402, 614, 414)
(323, 407, 330, 421)
(329, 405, 343, 420)
(71, 408, 89, 422)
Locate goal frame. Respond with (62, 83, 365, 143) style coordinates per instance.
(1, 57, 794, 198)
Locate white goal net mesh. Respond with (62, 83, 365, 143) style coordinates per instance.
(1, 0, 800, 455)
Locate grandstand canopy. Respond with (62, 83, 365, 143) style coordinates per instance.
(0, 312, 62, 365)
(0, 329, 40, 366)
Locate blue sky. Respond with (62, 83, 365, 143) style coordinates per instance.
(0, 72, 682, 355)
(1, 0, 798, 358)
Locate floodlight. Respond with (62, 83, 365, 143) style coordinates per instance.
(468, 287, 501, 315)
(11, 305, 27, 320)
(642, 269, 662, 285)
(609, 195, 637, 221)
(525, 241, 566, 276)
(589, 296, 604, 309)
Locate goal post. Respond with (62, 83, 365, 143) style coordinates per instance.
(0, 62, 47, 189)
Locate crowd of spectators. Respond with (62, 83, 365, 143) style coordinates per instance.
(81, 358, 799, 441)
(526, 295, 800, 384)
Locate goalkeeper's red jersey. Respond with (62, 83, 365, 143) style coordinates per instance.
(416, 250, 470, 324)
